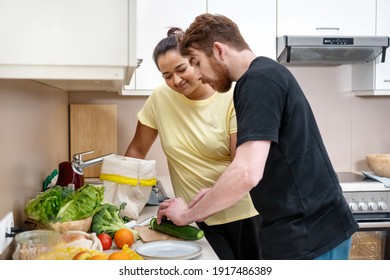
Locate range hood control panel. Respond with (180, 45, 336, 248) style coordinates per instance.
(323, 38, 353, 45)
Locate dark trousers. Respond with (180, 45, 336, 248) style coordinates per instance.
(196, 214, 262, 260)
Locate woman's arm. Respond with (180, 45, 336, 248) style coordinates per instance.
(124, 121, 158, 158)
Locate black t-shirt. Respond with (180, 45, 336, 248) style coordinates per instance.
(234, 56, 358, 259)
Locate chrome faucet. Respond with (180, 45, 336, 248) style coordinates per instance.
(71, 150, 113, 175)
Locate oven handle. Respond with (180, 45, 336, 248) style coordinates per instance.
(358, 221, 390, 229)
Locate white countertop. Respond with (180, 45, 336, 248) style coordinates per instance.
(337, 172, 388, 192)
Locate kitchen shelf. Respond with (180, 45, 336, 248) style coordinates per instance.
(354, 90, 390, 96)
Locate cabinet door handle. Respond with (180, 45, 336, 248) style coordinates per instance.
(384, 80, 390, 83)
(137, 58, 143, 68)
(315, 27, 340, 31)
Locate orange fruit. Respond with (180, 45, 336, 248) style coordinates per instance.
(90, 254, 108, 260)
(72, 251, 93, 260)
(108, 251, 131, 260)
(114, 228, 134, 249)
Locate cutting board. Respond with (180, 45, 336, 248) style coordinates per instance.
(134, 226, 181, 243)
(70, 104, 117, 178)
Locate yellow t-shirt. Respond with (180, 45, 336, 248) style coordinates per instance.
(138, 83, 258, 225)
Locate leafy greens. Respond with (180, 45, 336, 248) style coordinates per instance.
(25, 184, 104, 224)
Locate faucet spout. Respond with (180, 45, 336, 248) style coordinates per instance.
(71, 151, 113, 174)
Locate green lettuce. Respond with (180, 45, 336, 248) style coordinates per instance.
(24, 186, 74, 224)
(56, 184, 104, 222)
(24, 184, 104, 224)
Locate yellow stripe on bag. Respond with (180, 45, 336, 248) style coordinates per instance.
(99, 174, 157, 186)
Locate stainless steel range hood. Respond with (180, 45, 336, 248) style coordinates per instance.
(277, 35, 389, 65)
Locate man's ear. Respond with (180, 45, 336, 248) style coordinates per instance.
(213, 42, 225, 61)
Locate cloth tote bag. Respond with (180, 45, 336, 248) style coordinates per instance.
(99, 154, 157, 219)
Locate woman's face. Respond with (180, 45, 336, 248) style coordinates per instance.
(157, 50, 202, 97)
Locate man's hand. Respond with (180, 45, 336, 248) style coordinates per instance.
(157, 197, 191, 226)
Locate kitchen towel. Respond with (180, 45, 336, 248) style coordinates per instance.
(362, 171, 390, 188)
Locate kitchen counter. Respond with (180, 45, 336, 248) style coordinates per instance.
(132, 176, 218, 260)
(133, 205, 219, 260)
(100, 175, 218, 260)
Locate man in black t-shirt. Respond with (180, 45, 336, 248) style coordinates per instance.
(157, 13, 359, 260)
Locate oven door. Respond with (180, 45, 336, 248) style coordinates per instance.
(350, 213, 390, 260)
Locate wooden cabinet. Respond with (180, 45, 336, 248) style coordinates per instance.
(352, 0, 390, 95)
(70, 104, 117, 177)
(0, 0, 137, 93)
(123, 0, 276, 95)
(277, 0, 376, 36)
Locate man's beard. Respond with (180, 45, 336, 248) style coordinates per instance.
(208, 57, 233, 93)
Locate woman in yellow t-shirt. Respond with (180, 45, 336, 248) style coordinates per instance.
(125, 28, 262, 260)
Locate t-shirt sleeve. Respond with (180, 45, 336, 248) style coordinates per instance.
(137, 90, 158, 129)
(229, 102, 237, 135)
(235, 73, 285, 146)
(225, 88, 238, 135)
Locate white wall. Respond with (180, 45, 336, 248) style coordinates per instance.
(288, 65, 390, 172)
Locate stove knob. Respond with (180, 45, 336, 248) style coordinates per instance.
(349, 202, 358, 211)
(368, 202, 378, 211)
(358, 202, 368, 211)
(378, 202, 388, 211)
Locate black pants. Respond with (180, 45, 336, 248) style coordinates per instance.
(196, 215, 262, 260)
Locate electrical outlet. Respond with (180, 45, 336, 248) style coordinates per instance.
(0, 212, 14, 255)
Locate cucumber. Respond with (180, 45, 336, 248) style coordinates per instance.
(149, 218, 204, 240)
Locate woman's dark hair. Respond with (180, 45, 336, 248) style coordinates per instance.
(152, 27, 184, 70)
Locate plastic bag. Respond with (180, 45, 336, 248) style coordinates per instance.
(99, 155, 156, 219)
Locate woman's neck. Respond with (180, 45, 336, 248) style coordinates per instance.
(187, 83, 215, 100)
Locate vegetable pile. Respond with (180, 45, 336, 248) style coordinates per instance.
(25, 184, 104, 224)
(91, 202, 138, 239)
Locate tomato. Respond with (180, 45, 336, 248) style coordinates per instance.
(97, 233, 113, 250)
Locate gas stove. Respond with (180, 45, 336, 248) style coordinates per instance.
(338, 172, 390, 214)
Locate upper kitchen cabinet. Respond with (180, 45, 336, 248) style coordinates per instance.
(0, 0, 137, 93)
(277, 0, 376, 36)
(123, 0, 276, 95)
(208, 0, 276, 60)
(352, 0, 390, 96)
(122, 0, 206, 94)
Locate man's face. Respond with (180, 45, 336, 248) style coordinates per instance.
(187, 48, 233, 93)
